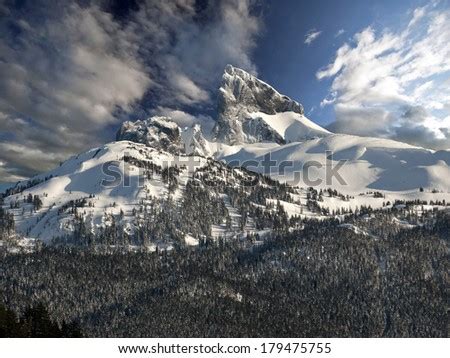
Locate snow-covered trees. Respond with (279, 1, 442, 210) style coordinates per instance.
(1, 212, 448, 337)
(0, 207, 14, 240)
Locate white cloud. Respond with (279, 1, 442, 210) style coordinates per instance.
(317, 6, 450, 150)
(335, 29, 345, 37)
(168, 73, 210, 105)
(412, 80, 434, 99)
(407, 6, 426, 28)
(305, 29, 322, 45)
(320, 92, 337, 107)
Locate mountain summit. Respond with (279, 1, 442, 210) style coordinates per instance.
(117, 65, 330, 152)
(112, 65, 449, 194)
(213, 65, 330, 144)
(1, 65, 450, 246)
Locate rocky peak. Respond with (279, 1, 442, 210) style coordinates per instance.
(213, 65, 305, 144)
(221, 65, 304, 115)
(181, 124, 211, 157)
(116, 116, 184, 154)
(117, 116, 211, 157)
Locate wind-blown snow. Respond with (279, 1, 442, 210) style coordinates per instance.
(217, 133, 450, 193)
(248, 111, 331, 142)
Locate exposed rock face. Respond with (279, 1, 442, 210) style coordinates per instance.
(116, 65, 329, 153)
(116, 116, 184, 154)
(213, 65, 304, 144)
(241, 117, 285, 144)
(117, 116, 211, 156)
(182, 124, 211, 157)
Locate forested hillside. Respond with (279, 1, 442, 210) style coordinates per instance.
(1, 211, 448, 337)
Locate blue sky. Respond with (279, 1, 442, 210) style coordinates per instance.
(253, 0, 446, 126)
(0, 0, 449, 183)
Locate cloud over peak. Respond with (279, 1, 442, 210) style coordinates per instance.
(0, 0, 261, 181)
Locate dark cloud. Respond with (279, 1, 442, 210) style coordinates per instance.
(0, 0, 262, 181)
(326, 104, 450, 150)
(131, 0, 261, 107)
(392, 106, 450, 150)
(401, 106, 428, 123)
(326, 104, 393, 138)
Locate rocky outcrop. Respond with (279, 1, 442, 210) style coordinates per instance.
(116, 65, 329, 152)
(182, 124, 211, 157)
(117, 116, 211, 157)
(241, 117, 285, 144)
(116, 116, 184, 154)
(213, 65, 304, 144)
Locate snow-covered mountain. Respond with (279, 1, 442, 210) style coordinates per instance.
(1, 65, 450, 246)
(207, 66, 449, 194)
(1, 141, 335, 245)
(6, 139, 445, 247)
(213, 65, 330, 144)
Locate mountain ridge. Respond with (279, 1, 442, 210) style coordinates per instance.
(1, 65, 450, 246)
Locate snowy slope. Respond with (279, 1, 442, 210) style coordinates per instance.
(248, 111, 331, 142)
(1, 142, 206, 243)
(2, 137, 449, 245)
(2, 141, 330, 244)
(217, 133, 450, 194)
